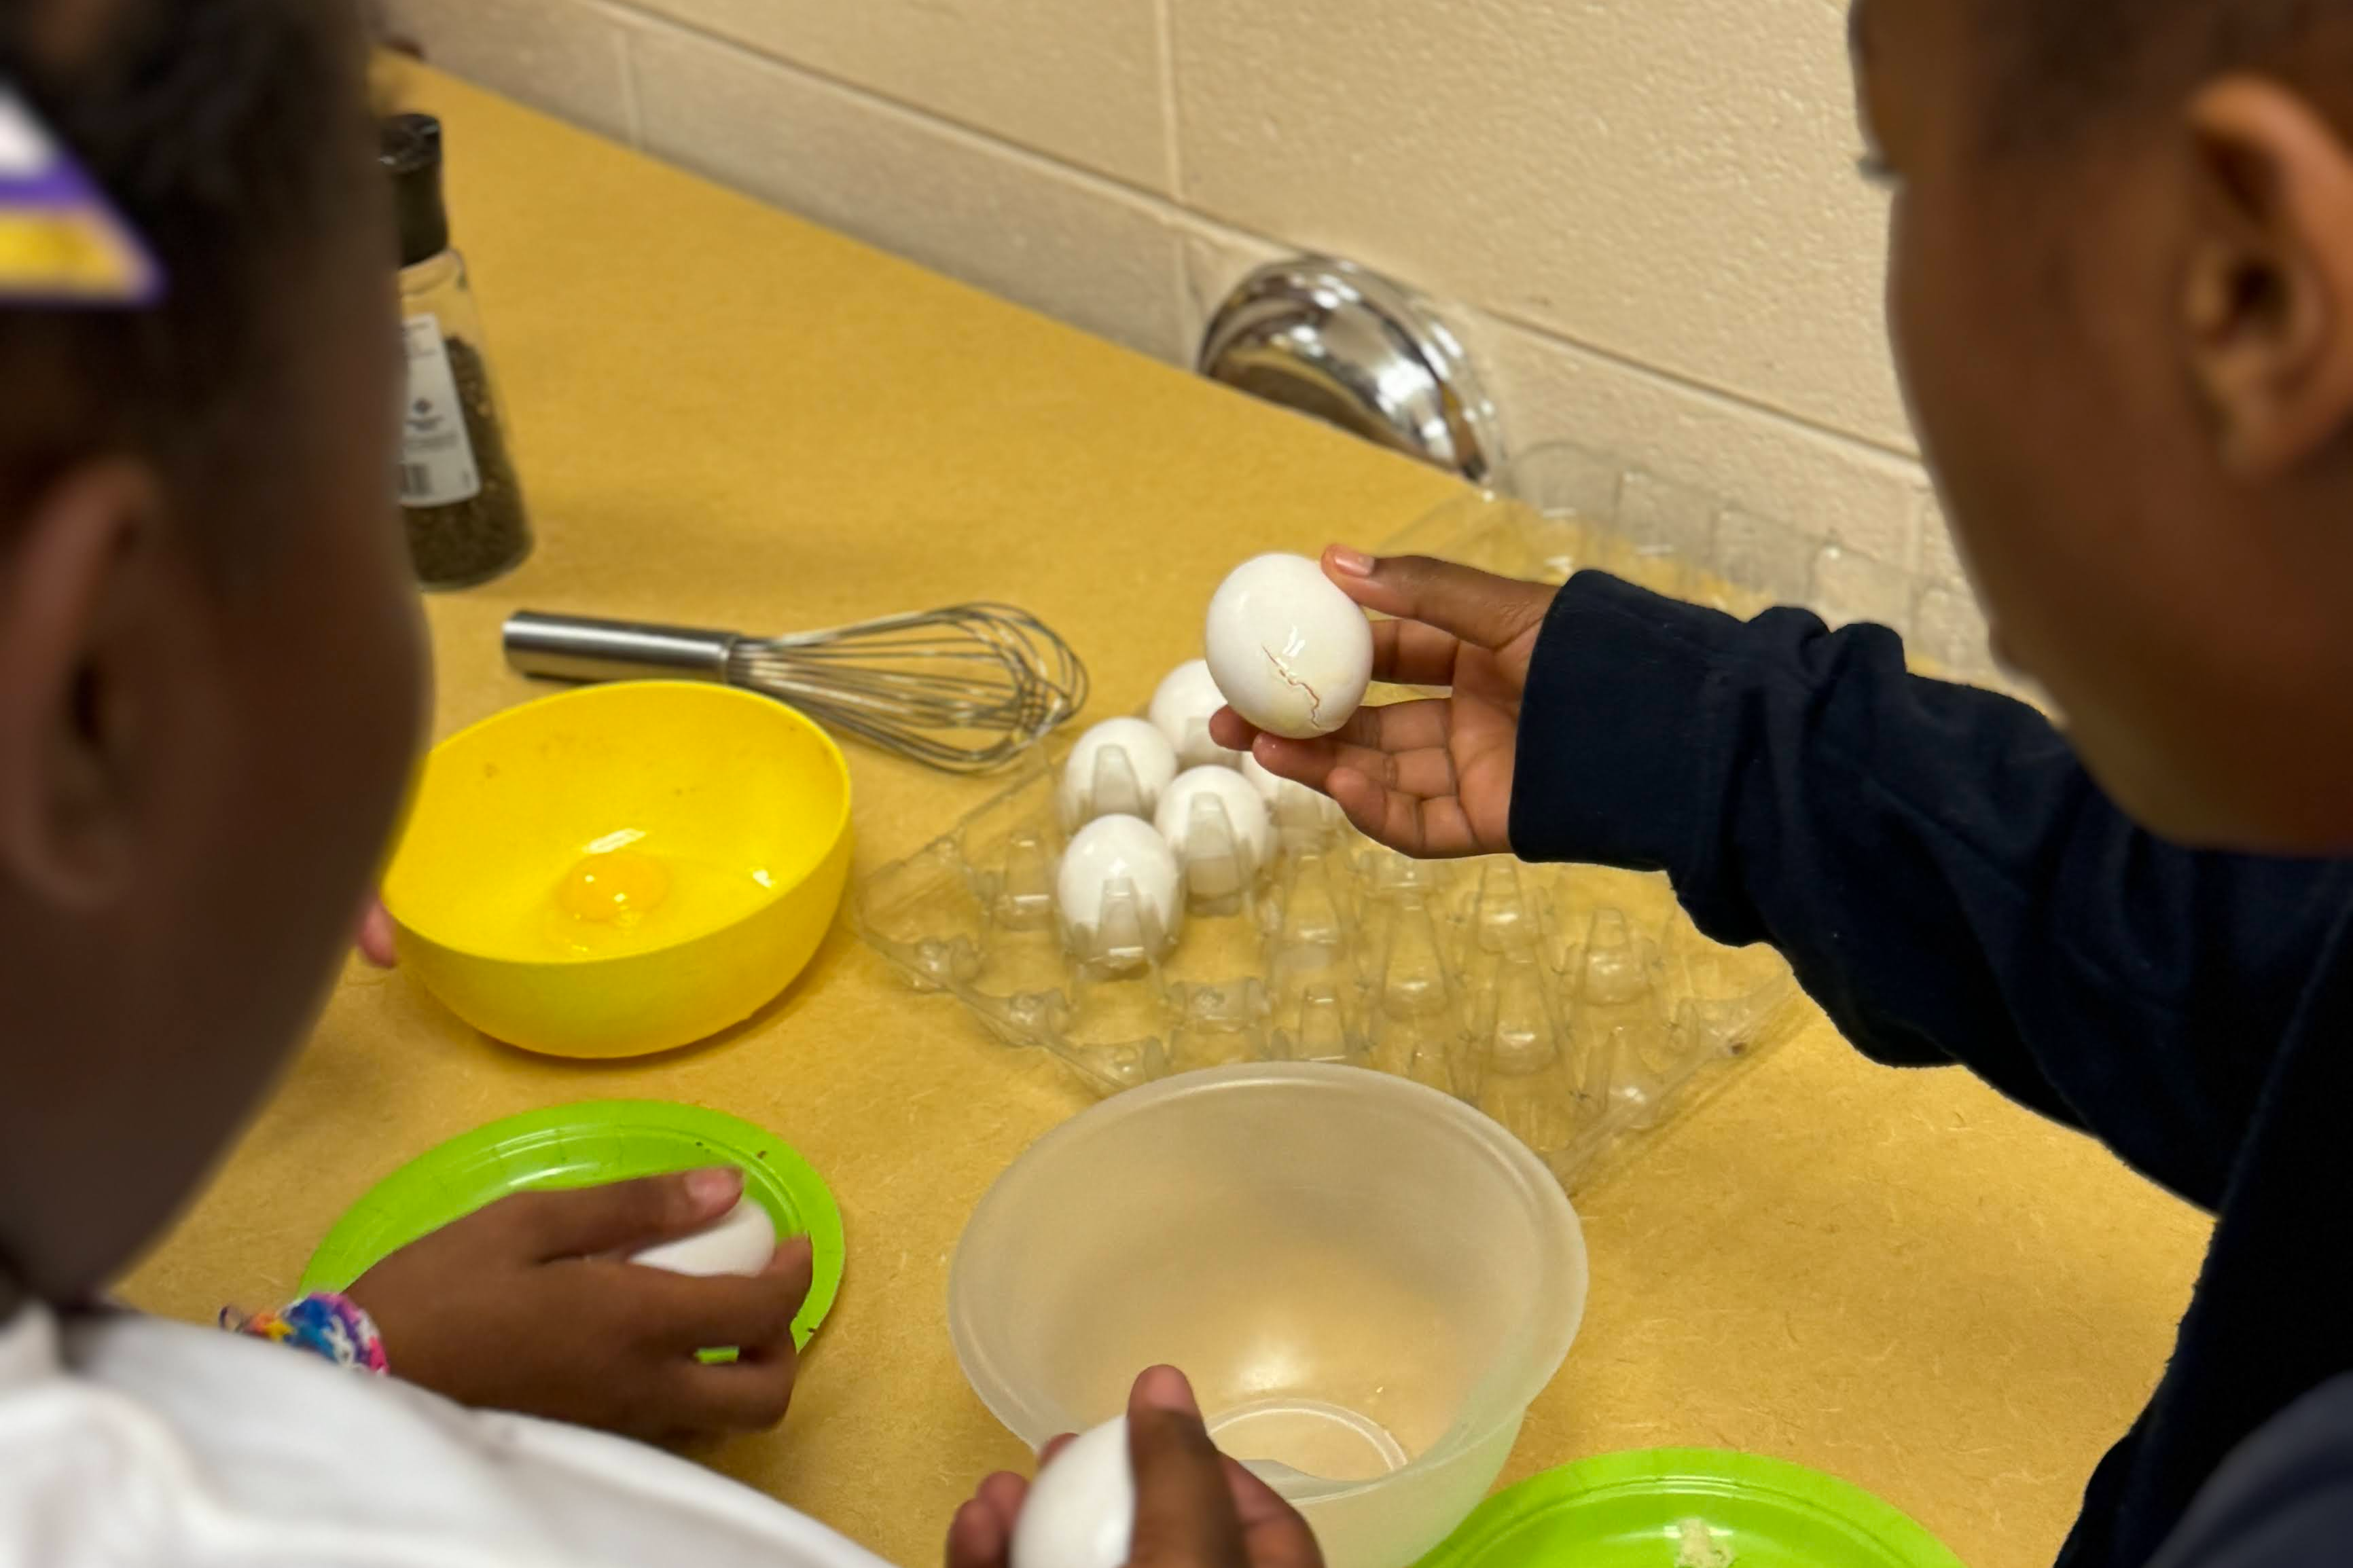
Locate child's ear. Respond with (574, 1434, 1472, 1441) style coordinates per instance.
(2183, 77, 2353, 477)
(0, 460, 163, 909)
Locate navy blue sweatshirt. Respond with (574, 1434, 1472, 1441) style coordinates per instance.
(1509, 572, 2353, 1567)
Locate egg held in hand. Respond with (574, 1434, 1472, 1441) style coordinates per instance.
(628, 1195, 776, 1277)
(1011, 1417, 1134, 1568)
(1204, 553, 1374, 740)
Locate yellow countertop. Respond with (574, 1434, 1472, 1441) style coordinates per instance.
(122, 65, 2213, 1568)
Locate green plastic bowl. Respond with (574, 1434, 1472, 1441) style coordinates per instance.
(303, 1099, 844, 1349)
(1416, 1448, 1966, 1568)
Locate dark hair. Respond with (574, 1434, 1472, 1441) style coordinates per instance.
(1989, 0, 2352, 150)
(0, 0, 375, 537)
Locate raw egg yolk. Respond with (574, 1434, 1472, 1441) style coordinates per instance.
(554, 849, 670, 925)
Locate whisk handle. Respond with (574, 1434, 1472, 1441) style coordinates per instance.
(503, 612, 738, 685)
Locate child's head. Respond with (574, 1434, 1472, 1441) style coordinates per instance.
(1856, 0, 2353, 849)
(0, 0, 424, 1305)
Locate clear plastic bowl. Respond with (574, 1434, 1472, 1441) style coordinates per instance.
(949, 1062, 1589, 1568)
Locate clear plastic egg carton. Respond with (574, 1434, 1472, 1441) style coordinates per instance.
(852, 476, 1808, 1192)
(855, 769, 1798, 1190)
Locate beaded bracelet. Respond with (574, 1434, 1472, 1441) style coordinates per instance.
(220, 1290, 389, 1375)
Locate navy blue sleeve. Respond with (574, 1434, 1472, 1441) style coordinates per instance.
(2147, 1376, 2353, 1568)
(1507, 572, 2353, 1209)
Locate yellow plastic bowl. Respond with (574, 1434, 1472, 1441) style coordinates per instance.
(381, 681, 853, 1058)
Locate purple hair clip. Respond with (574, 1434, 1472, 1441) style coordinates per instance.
(0, 79, 162, 306)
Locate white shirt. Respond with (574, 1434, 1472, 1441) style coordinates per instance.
(0, 1303, 893, 1568)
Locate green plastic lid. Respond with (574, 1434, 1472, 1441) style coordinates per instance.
(1416, 1448, 1966, 1568)
(303, 1099, 845, 1350)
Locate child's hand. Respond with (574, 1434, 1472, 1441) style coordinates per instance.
(348, 1168, 812, 1443)
(356, 895, 397, 967)
(1209, 546, 1557, 858)
(944, 1367, 1323, 1568)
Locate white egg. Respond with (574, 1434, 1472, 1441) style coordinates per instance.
(627, 1196, 776, 1277)
(1056, 816, 1183, 960)
(1154, 767, 1274, 895)
(1203, 553, 1374, 740)
(1011, 1417, 1134, 1568)
(1148, 660, 1245, 771)
(1058, 718, 1179, 829)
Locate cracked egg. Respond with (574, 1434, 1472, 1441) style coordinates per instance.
(1203, 553, 1375, 740)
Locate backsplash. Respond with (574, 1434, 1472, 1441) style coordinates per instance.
(382, 0, 1999, 685)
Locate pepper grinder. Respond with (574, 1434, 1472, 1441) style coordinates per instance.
(382, 112, 531, 589)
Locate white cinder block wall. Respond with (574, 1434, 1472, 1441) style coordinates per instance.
(384, 0, 1998, 680)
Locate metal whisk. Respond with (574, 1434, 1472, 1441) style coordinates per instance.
(504, 604, 1089, 773)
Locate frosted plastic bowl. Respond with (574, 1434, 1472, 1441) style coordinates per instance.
(949, 1063, 1588, 1568)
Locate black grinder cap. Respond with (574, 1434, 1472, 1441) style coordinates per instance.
(380, 112, 449, 269)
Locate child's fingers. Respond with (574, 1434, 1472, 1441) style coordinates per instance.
(946, 1495, 1013, 1568)
(1321, 697, 1452, 759)
(496, 1168, 744, 1262)
(357, 896, 398, 967)
(1221, 1458, 1325, 1568)
(942, 1474, 1025, 1568)
(634, 1242, 813, 1355)
(1369, 617, 1464, 687)
(1323, 547, 1554, 653)
(977, 1470, 1029, 1526)
(1390, 746, 1462, 800)
(1207, 706, 1261, 752)
(1323, 767, 1390, 839)
(1246, 733, 1342, 790)
(1252, 725, 1455, 803)
(1329, 771, 1481, 858)
(1312, 742, 1457, 803)
(1221, 693, 1454, 770)
(764, 1232, 818, 1282)
(668, 1348, 800, 1432)
(1253, 725, 1477, 856)
(1249, 702, 1448, 780)
(1126, 1367, 1249, 1568)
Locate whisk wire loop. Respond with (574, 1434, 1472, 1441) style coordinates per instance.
(505, 604, 1088, 773)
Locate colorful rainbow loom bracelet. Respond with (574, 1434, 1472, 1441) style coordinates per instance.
(220, 1291, 389, 1375)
